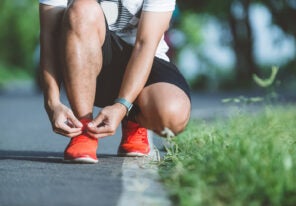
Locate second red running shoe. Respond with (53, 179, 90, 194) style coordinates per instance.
(117, 120, 150, 157)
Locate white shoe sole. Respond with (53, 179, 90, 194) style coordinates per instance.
(117, 151, 148, 157)
(64, 157, 98, 164)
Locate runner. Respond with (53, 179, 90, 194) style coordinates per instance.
(39, 0, 191, 163)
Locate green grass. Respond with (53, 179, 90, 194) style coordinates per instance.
(160, 106, 296, 206)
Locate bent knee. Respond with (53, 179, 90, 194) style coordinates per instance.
(155, 101, 190, 137)
(65, 1, 104, 32)
(163, 113, 189, 137)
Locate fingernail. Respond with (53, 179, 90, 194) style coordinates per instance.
(88, 122, 94, 127)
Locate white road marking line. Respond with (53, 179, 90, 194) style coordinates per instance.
(117, 131, 171, 206)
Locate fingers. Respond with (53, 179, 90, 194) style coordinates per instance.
(66, 110, 83, 128)
(87, 113, 117, 139)
(54, 128, 82, 138)
(87, 126, 110, 138)
(88, 131, 114, 139)
(87, 123, 116, 138)
(53, 120, 82, 138)
(53, 105, 124, 139)
(49, 104, 83, 138)
(88, 117, 103, 129)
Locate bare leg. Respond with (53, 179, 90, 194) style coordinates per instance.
(135, 83, 191, 136)
(61, 0, 105, 119)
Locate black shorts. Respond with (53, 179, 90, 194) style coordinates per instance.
(94, 28, 191, 108)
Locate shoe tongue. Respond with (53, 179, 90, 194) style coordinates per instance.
(125, 120, 140, 129)
(80, 118, 92, 131)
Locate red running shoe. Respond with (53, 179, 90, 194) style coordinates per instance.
(117, 120, 150, 157)
(64, 118, 98, 163)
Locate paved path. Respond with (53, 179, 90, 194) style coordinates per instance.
(0, 87, 170, 206)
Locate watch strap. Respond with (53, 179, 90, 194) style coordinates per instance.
(114, 98, 133, 116)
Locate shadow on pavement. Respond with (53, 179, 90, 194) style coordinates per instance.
(0, 150, 64, 163)
(0, 150, 120, 164)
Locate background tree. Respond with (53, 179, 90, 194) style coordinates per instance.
(178, 0, 259, 85)
(262, 0, 296, 37)
(259, 0, 296, 76)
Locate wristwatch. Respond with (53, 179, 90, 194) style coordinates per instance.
(114, 98, 133, 117)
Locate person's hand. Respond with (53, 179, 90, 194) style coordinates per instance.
(45, 103, 83, 138)
(87, 103, 127, 139)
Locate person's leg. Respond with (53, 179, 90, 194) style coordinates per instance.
(61, 0, 105, 119)
(117, 82, 190, 156)
(135, 83, 191, 137)
(61, 0, 105, 163)
(116, 50, 190, 156)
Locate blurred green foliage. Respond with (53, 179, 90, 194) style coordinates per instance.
(0, 0, 39, 71)
(0, 0, 295, 91)
(0, 64, 31, 85)
(180, 12, 204, 46)
(177, 0, 296, 89)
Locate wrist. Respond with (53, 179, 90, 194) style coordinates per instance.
(114, 98, 133, 117)
(114, 102, 128, 116)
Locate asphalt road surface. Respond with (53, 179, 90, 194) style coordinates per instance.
(0, 87, 172, 206)
(0, 90, 131, 206)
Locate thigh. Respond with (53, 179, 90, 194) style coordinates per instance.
(94, 39, 132, 108)
(146, 57, 191, 100)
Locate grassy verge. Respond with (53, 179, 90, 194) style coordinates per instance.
(160, 105, 296, 206)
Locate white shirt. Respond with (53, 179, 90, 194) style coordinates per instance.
(39, 0, 176, 61)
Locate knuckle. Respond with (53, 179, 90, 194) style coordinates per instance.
(109, 130, 115, 135)
(110, 125, 116, 131)
(54, 122, 60, 129)
(99, 110, 107, 116)
(68, 134, 74, 138)
(66, 110, 73, 116)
